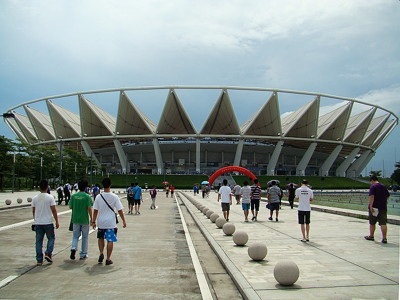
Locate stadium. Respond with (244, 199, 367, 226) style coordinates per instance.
(2, 86, 398, 178)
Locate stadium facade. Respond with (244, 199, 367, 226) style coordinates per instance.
(2, 86, 398, 178)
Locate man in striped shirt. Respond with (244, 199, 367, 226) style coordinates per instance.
(250, 179, 261, 221)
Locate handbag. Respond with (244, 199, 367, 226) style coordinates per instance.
(100, 194, 119, 224)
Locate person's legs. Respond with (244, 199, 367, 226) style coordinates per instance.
(35, 226, 45, 263)
(44, 224, 55, 258)
(80, 224, 90, 258)
(106, 241, 114, 261)
(380, 225, 387, 240)
(71, 224, 80, 251)
(254, 200, 260, 220)
(306, 224, 310, 239)
(368, 224, 376, 237)
(275, 209, 279, 220)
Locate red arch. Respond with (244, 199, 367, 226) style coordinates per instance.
(208, 166, 257, 186)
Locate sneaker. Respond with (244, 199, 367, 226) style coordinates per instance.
(105, 259, 113, 265)
(268, 217, 272, 221)
(226, 218, 229, 222)
(382, 238, 388, 244)
(98, 254, 104, 264)
(36, 261, 43, 266)
(251, 216, 255, 221)
(137, 211, 141, 215)
(301, 239, 307, 242)
(276, 218, 279, 222)
(364, 236, 374, 241)
(80, 255, 88, 260)
(70, 249, 76, 260)
(44, 254, 52, 263)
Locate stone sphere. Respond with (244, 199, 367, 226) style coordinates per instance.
(233, 231, 248, 246)
(206, 210, 214, 219)
(210, 213, 220, 223)
(274, 260, 300, 286)
(248, 243, 268, 261)
(27, 197, 32, 203)
(5, 199, 12, 205)
(17, 198, 23, 204)
(215, 217, 227, 228)
(202, 207, 209, 215)
(222, 222, 236, 235)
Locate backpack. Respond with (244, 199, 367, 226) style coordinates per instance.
(128, 187, 134, 198)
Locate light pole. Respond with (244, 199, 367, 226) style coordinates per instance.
(58, 138, 63, 185)
(12, 153, 15, 193)
(40, 157, 43, 180)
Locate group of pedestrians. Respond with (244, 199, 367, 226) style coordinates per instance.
(218, 176, 390, 243)
(217, 178, 314, 242)
(32, 177, 126, 267)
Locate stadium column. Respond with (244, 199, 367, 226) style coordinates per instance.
(267, 140, 284, 176)
(335, 147, 360, 177)
(349, 150, 373, 177)
(113, 139, 127, 173)
(296, 142, 317, 176)
(196, 138, 200, 173)
(153, 138, 163, 174)
(319, 145, 343, 176)
(233, 139, 244, 166)
(81, 140, 101, 167)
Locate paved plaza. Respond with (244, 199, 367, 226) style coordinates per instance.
(0, 190, 398, 299)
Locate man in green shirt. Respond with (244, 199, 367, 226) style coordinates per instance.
(69, 179, 93, 260)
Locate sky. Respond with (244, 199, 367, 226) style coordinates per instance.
(0, 0, 399, 176)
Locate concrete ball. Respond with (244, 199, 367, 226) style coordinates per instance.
(202, 207, 209, 215)
(233, 230, 248, 246)
(215, 217, 227, 228)
(210, 213, 220, 223)
(17, 198, 23, 204)
(5, 199, 12, 205)
(274, 260, 300, 286)
(222, 222, 236, 235)
(206, 210, 214, 219)
(27, 197, 32, 202)
(248, 243, 268, 261)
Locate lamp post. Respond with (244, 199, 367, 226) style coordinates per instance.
(58, 138, 63, 185)
(12, 153, 15, 193)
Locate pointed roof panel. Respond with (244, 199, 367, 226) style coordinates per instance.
(241, 92, 281, 136)
(361, 113, 390, 147)
(79, 95, 116, 136)
(13, 112, 38, 143)
(47, 100, 81, 139)
(4, 117, 28, 142)
(281, 97, 319, 138)
(200, 90, 240, 135)
(116, 92, 156, 135)
(317, 102, 351, 140)
(343, 108, 375, 143)
(24, 106, 55, 141)
(156, 90, 196, 134)
(371, 119, 397, 149)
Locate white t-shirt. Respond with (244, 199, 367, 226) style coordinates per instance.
(233, 185, 241, 195)
(295, 185, 313, 211)
(218, 185, 232, 203)
(93, 192, 123, 229)
(240, 186, 251, 204)
(32, 192, 56, 225)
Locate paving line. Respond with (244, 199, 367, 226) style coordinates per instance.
(0, 210, 71, 232)
(0, 276, 18, 289)
(175, 194, 214, 300)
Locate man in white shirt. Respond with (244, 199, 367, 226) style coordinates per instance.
(32, 179, 59, 266)
(218, 179, 232, 221)
(233, 184, 241, 205)
(295, 179, 314, 242)
(92, 177, 127, 265)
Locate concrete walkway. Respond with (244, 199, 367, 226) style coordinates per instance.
(0, 190, 398, 299)
(178, 191, 399, 300)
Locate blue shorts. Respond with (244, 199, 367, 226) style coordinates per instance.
(97, 228, 118, 241)
(242, 203, 250, 210)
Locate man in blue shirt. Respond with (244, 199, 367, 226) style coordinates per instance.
(133, 183, 143, 215)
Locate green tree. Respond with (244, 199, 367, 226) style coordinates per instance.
(391, 162, 400, 185)
(369, 170, 382, 177)
(0, 136, 15, 190)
